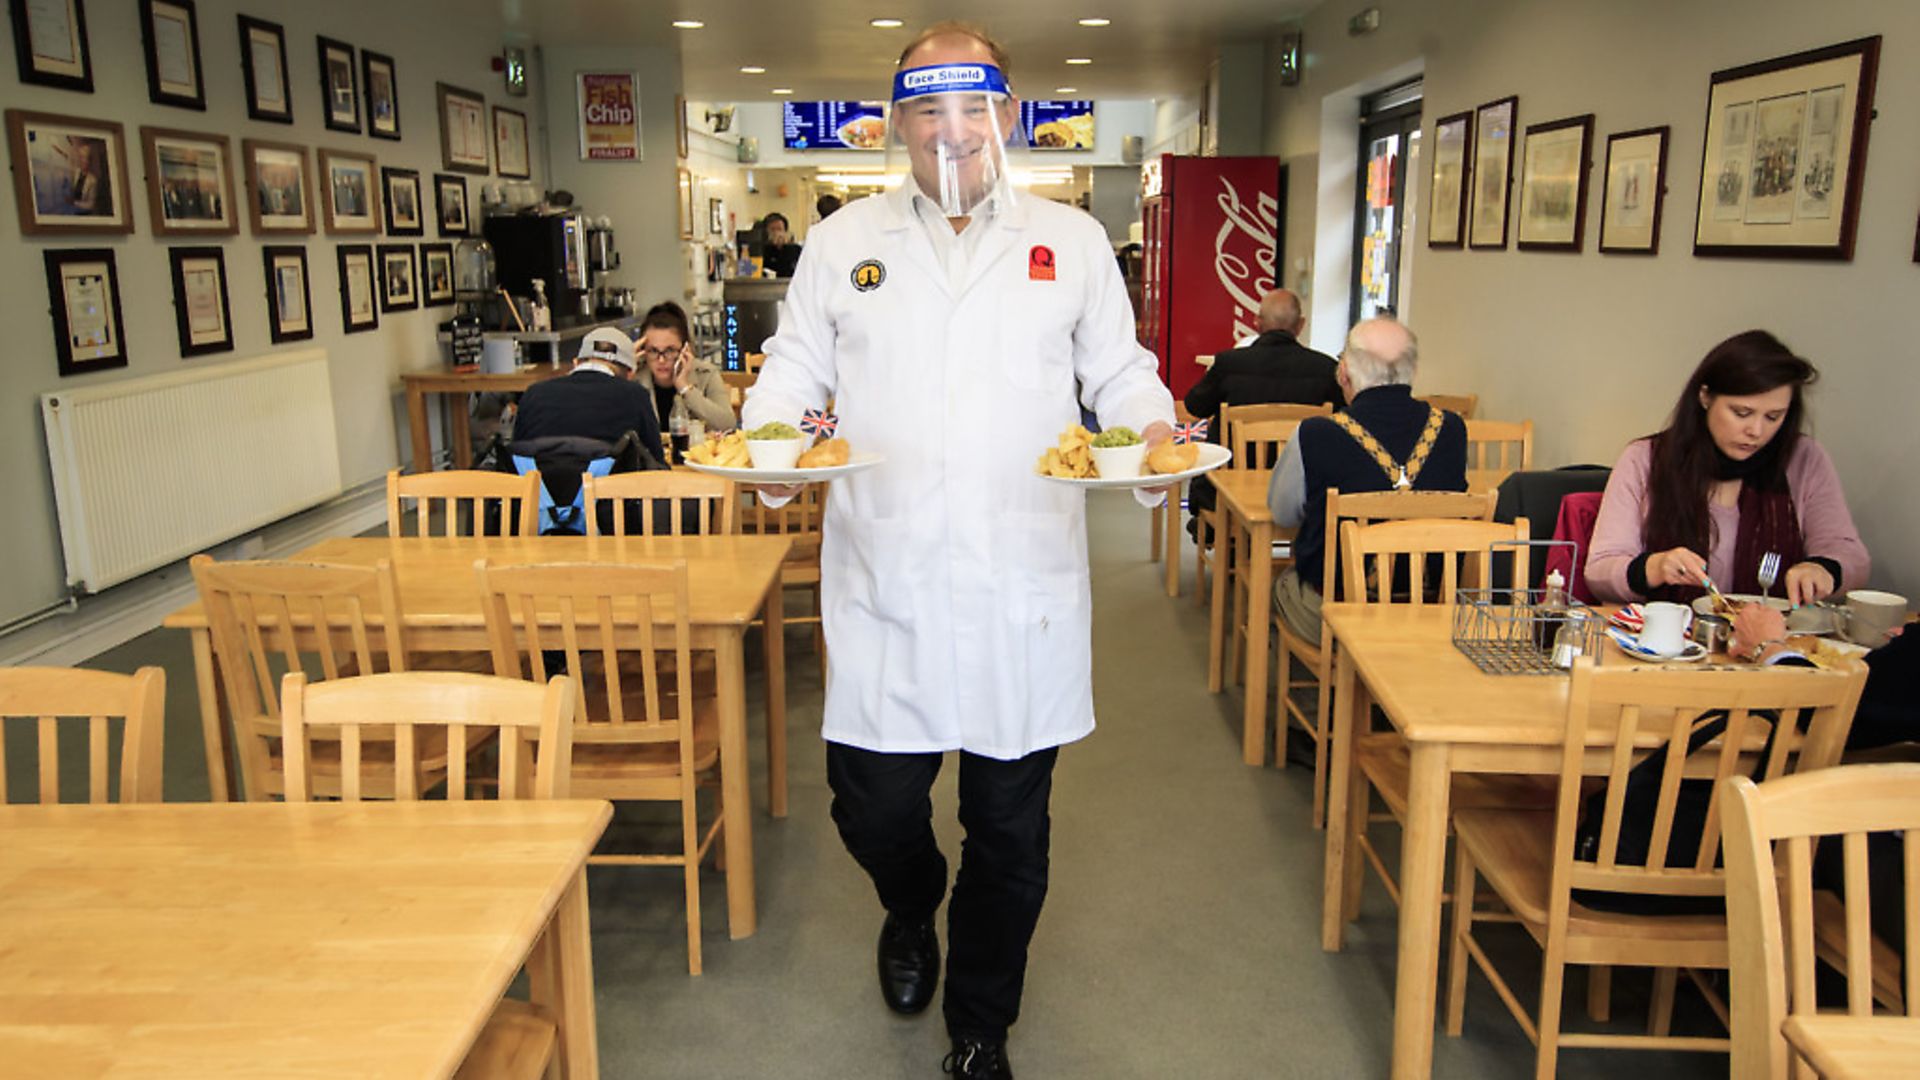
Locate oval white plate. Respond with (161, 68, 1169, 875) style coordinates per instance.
(1691, 593, 1842, 635)
(1607, 626, 1709, 663)
(681, 451, 885, 484)
(1038, 442, 1234, 490)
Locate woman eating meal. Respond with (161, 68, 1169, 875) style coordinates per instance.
(1585, 329, 1869, 607)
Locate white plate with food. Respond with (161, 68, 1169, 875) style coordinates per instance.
(837, 115, 887, 150)
(1034, 424, 1233, 490)
(1690, 593, 1844, 635)
(682, 453, 884, 484)
(680, 432, 881, 484)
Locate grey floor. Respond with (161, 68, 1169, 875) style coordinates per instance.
(41, 496, 1731, 1079)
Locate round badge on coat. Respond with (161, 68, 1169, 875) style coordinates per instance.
(850, 259, 886, 292)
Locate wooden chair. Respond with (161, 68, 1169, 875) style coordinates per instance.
(0, 667, 165, 804)
(190, 554, 462, 801)
(1418, 393, 1479, 419)
(1196, 401, 1331, 610)
(1338, 516, 1549, 905)
(1446, 659, 1868, 1079)
(1724, 763, 1920, 1080)
(280, 669, 574, 1080)
(386, 468, 539, 538)
(1222, 415, 1318, 686)
(742, 482, 827, 670)
(1272, 490, 1495, 827)
(477, 560, 723, 975)
(584, 471, 738, 537)
(1465, 419, 1535, 473)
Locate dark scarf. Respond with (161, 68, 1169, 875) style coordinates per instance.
(1651, 480, 1805, 602)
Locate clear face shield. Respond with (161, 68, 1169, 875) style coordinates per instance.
(885, 62, 1029, 218)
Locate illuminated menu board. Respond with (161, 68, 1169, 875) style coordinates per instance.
(782, 101, 888, 150)
(1023, 100, 1095, 149)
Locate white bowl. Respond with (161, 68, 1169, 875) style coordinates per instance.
(746, 436, 807, 470)
(1089, 442, 1148, 479)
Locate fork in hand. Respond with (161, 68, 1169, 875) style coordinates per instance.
(1758, 551, 1782, 603)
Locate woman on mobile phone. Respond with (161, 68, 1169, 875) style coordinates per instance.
(637, 300, 736, 437)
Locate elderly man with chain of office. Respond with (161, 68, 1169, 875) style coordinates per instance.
(741, 22, 1175, 1079)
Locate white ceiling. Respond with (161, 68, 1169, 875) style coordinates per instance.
(503, 0, 1318, 102)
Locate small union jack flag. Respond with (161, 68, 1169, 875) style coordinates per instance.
(1172, 419, 1210, 444)
(800, 408, 838, 437)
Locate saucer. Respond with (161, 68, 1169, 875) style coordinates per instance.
(1607, 626, 1709, 663)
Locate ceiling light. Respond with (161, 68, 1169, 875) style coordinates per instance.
(1077, 17, 1111, 27)
(870, 17, 904, 28)
(772, 88, 793, 95)
(1065, 57, 1092, 65)
(1055, 87, 1078, 94)
(671, 20, 704, 29)
(740, 66, 766, 74)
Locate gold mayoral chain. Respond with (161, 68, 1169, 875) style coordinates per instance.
(1328, 406, 1444, 490)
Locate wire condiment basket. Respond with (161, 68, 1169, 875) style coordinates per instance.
(1451, 540, 1605, 675)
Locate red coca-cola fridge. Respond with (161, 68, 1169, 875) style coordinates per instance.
(1139, 154, 1285, 401)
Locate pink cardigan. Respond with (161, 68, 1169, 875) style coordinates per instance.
(1585, 437, 1871, 603)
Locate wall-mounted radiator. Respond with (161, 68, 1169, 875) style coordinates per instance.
(41, 350, 343, 593)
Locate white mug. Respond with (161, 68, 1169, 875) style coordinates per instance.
(1844, 589, 1908, 646)
(1639, 601, 1691, 657)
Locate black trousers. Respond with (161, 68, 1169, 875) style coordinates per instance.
(826, 741, 1059, 1041)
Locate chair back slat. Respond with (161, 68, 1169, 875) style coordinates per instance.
(385, 468, 540, 538)
(584, 471, 738, 537)
(1339, 517, 1529, 607)
(1464, 419, 1535, 472)
(1231, 418, 1307, 472)
(1316, 489, 1497, 605)
(281, 670, 573, 802)
(0, 667, 166, 805)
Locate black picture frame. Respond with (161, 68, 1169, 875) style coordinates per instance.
(317, 36, 360, 134)
(262, 244, 312, 343)
(493, 106, 530, 180)
(1515, 113, 1594, 253)
(434, 173, 469, 236)
(1468, 95, 1519, 250)
(1426, 110, 1471, 249)
(11, 0, 94, 92)
(166, 245, 233, 357)
(44, 248, 128, 376)
(1598, 126, 1671, 256)
(377, 242, 417, 312)
(362, 48, 400, 140)
(419, 242, 454, 306)
(437, 82, 489, 174)
(236, 14, 291, 124)
(336, 243, 378, 332)
(139, 0, 205, 110)
(381, 166, 422, 236)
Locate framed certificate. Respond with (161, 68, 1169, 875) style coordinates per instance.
(168, 245, 233, 357)
(44, 248, 128, 376)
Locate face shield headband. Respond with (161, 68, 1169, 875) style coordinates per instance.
(889, 62, 1020, 216)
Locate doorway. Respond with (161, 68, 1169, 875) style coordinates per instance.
(1350, 79, 1422, 324)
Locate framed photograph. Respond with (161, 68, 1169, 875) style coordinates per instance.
(437, 82, 489, 174)
(337, 244, 378, 332)
(140, 126, 235, 237)
(319, 148, 378, 234)
(377, 243, 417, 312)
(675, 93, 689, 159)
(43, 249, 127, 376)
(362, 49, 399, 140)
(1468, 95, 1518, 249)
(381, 166, 421, 236)
(262, 244, 311, 343)
(139, 0, 204, 109)
(709, 197, 724, 236)
(419, 242, 454, 306)
(678, 166, 693, 240)
(166, 246, 232, 357)
(577, 72, 642, 161)
(493, 106, 530, 179)
(316, 36, 359, 134)
(1516, 113, 1594, 252)
(433, 172, 468, 236)
(11, 0, 93, 91)
(242, 137, 312, 235)
(6, 110, 133, 236)
(236, 15, 291, 124)
(1693, 36, 1880, 260)
(1427, 110, 1471, 248)
(1599, 126, 1670, 255)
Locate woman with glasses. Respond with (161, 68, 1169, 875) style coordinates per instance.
(637, 300, 735, 439)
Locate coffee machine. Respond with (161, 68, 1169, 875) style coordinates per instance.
(483, 210, 590, 321)
(586, 216, 631, 317)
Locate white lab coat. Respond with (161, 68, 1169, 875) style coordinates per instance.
(742, 185, 1175, 759)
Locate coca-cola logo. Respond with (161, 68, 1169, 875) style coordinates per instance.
(1212, 177, 1279, 342)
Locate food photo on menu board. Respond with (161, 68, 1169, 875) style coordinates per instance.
(1023, 101, 1095, 149)
(781, 101, 888, 151)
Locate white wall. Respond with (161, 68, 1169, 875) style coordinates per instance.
(0, 0, 540, 626)
(1266, 0, 1920, 598)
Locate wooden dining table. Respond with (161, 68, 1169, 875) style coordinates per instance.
(1206, 467, 1511, 767)
(1782, 1015, 1920, 1079)
(162, 532, 791, 940)
(0, 798, 609, 1078)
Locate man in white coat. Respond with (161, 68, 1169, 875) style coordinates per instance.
(742, 22, 1175, 1079)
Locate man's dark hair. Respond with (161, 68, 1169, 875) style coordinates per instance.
(817, 194, 842, 219)
(762, 212, 790, 232)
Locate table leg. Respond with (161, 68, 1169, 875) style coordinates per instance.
(1322, 642, 1359, 951)
(1343, 677, 1373, 923)
(1392, 742, 1453, 1080)
(1163, 485, 1181, 598)
(1207, 509, 1232, 694)
(1149, 492, 1163, 562)
(763, 579, 788, 819)
(547, 868, 600, 1079)
(450, 394, 473, 470)
(405, 386, 433, 474)
(1241, 520, 1274, 766)
(716, 630, 757, 938)
(189, 629, 234, 802)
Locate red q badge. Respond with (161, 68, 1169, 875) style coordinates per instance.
(1028, 245, 1056, 282)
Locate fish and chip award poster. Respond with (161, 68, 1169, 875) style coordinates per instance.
(577, 72, 642, 160)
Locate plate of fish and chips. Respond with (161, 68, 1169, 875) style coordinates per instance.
(681, 430, 882, 483)
(1034, 424, 1232, 489)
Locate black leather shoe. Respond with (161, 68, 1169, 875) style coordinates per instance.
(877, 913, 939, 1015)
(942, 1036, 1013, 1079)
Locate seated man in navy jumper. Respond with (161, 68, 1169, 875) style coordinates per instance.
(1266, 316, 1468, 642)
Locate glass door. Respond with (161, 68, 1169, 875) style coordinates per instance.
(1351, 83, 1422, 323)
